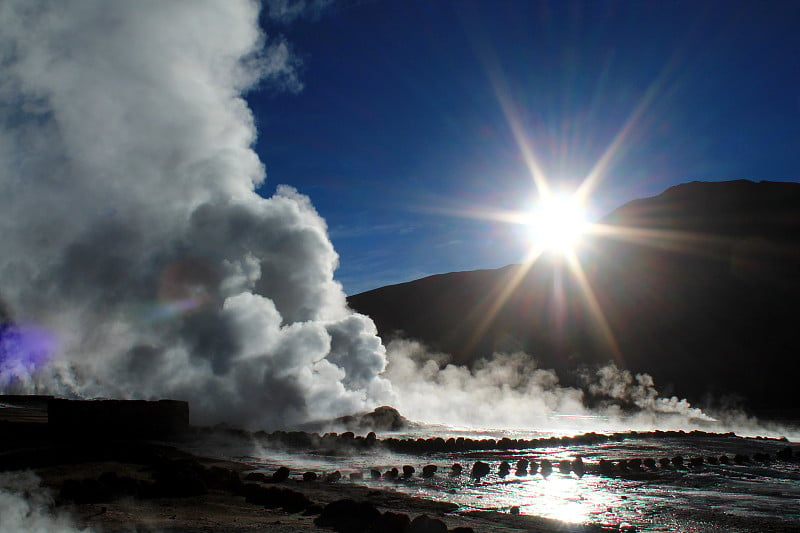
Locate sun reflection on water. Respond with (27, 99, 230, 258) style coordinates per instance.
(451, 469, 623, 525)
(517, 476, 596, 524)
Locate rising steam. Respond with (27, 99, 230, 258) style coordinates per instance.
(1, 1, 790, 441)
(385, 339, 714, 433)
(0, 0, 392, 428)
(0, 471, 91, 533)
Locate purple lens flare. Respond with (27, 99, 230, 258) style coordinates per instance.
(0, 323, 58, 387)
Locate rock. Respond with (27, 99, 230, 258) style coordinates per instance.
(707, 456, 718, 465)
(734, 454, 750, 464)
(408, 514, 448, 533)
(528, 460, 539, 475)
(510, 506, 520, 515)
(671, 456, 684, 468)
(402, 465, 415, 478)
(338, 432, 356, 445)
(777, 446, 793, 461)
(325, 471, 342, 482)
(245, 472, 270, 482)
(422, 465, 437, 478)
(370, 469, 381, 480)
(450, 463, 463, 476)
(688, 457, 704, 467)
(558, 460, 571, 474)
(303, 471, 318, 481)
(244, 483, 269, 505)
(643, 458, 657, 469)
(719, 455, 730, 465)
(384, 467, 399, 480)
(450, 528, 476, 533)
(571, 457, 585, 477)
(515, 459, 529, 476)
(284, 490, 313, 513)
(470, 461, 490, 479)
(658, 457, 671, 468)
(314, 499, 381, 532)
(539, 459, 552, 477)
(350, 472, 364, 481)
(598, 459, 613, 475)
(272, 466, 291, 482)
(303, 503, 324, 516)
(270, 488, 313, 513)
(498, 461, 511, 477)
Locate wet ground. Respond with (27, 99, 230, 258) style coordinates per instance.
(214, 429, 800, 532)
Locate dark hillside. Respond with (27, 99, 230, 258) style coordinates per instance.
(348, 180, 800, 412)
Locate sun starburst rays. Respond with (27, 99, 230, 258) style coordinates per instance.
(433, 5, 702, 366)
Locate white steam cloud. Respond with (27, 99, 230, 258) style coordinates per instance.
(1, 0, 792, 442)
(0, 0, 392, 428)
(385, 340, 714, 433)
(0, 471, 91, 533)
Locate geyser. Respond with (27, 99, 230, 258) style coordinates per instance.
(0, 0, 392, 428)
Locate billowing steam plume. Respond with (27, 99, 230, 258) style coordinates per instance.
(0, 0, 392, 428)
(385, 340, 714, 433)
(2, 1, 785, 439)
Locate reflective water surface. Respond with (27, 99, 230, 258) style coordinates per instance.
(198, 426, 800, 532)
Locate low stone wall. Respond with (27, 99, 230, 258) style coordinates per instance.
(47, 399, 189, 439)
(0, 394, 54, 409)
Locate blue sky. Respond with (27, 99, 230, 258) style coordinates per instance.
(249, 0, 800, 295)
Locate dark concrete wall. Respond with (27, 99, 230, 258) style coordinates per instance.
(0, 395, 54, 409)
(47, 399, 189, 439)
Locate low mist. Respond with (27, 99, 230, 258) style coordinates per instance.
(384, 339, 799, 440)
(0, 471, 91, 533)
(384, 339, 717, 433)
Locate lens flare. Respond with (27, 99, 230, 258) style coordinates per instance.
(525, 193, 589, 253)
(143, 258, 220, 323)
(0, 323, 58, 387)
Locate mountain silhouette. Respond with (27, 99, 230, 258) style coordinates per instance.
(349, 180, 800, 413)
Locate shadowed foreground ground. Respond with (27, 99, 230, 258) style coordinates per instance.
(4, 438, 630, 533)
(2, 427, 798, 533)
(2, 399, 797, 532)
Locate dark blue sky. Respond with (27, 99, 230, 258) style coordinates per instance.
(250, 0, 800, 295)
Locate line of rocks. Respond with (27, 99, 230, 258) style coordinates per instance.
(593, 446, 797, 477)
(281, 444, 796, 483)
(196, 426, 790, 455)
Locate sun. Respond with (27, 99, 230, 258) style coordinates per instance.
(525, 193, 588, 253)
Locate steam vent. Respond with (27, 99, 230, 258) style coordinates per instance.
(0, 395, 189, 439)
